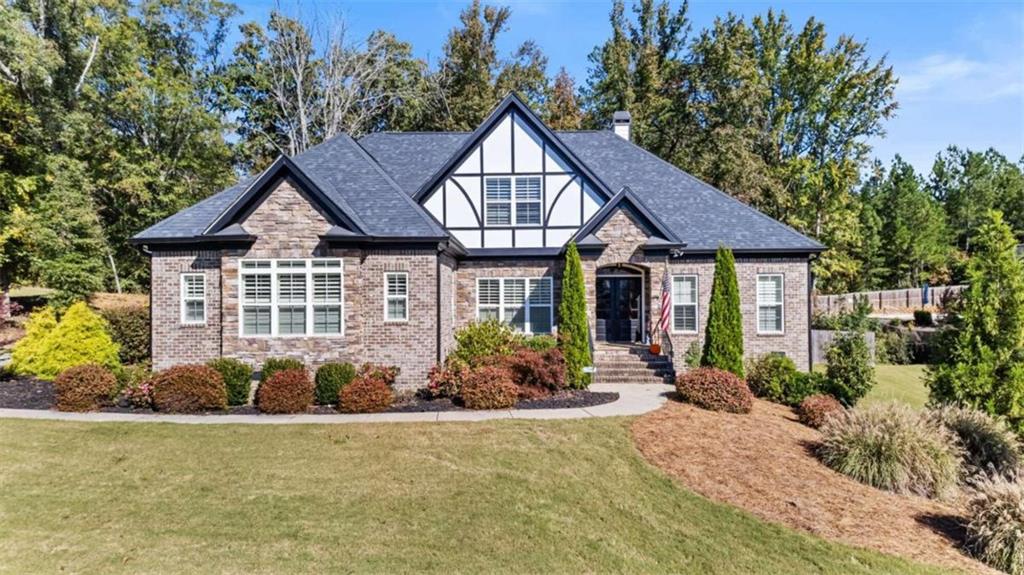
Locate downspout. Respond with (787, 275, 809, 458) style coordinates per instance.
(807, 256, 815, 371)
(436, 243, 443, 365)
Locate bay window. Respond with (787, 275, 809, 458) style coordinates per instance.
(476, 277, 553, 334)
(240, 259, 343, 337)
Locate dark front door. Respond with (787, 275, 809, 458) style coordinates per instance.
(597, 276, 642, 342)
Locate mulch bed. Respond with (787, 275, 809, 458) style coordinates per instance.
(0, 375, 618, 415)
(631, 399, 996, 574)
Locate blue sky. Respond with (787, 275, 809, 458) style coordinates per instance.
(232, 0, 1024, 175)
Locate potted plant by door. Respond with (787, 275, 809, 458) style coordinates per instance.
(649, 330, 661, 355)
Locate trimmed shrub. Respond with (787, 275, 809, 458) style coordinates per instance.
(257, 368, 314, 414)
(675, 367, 753, 414)
(818, 403, 961, 498)
(501, 347, 566, 393)
(931, 406, 1022, 480)
(746, 354, 800, 405)
(357, 363, 400, 386)
(559, 242, 591, 388)
(260, 358, 304, 383)
(825, 331, 874, 406)
(966, 475, 1024, 575)
(701, 246, 744, 378)
(426, 358, 470, 399)
(339, 375, 394, 413)
(11, 303, 121, 379)
(315, 363, 356, 405)
(876, 328, 913, 365)
(207, 358, 253, 406)
(150, 365, 227, 413)
(798, 394, 844, 429)
(460, 365, 518, 410)
(53, 364, 118, 412)
(99, 305, 150, 365)
(522, 334, 558, 352)
(450, 319, 522, 363)
(683, 340, 701, 368)
(914, 309, 934, 327)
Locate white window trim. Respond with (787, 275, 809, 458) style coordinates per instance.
(180, 273, 207, 326)
(475, 277, 554, 334)
(483, 176, 543, 227)
(238, 258, 344, 338)
(384, 272, 409, 323)
(756, 273, 785, 335)
(670, 274, 699, 334)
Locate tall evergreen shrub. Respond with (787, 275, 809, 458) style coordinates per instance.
(929, 210, 1024, 431)
(701, 246, 744, 378)
(558, 243, 591, 388)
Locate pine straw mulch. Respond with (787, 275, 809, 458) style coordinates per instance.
(631, 399, 997, 575)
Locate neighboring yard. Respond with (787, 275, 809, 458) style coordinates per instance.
(0, 418, 943, 574)
(863, 364, 929, 408)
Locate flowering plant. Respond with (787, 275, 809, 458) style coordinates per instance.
(123, 379, 154, 409)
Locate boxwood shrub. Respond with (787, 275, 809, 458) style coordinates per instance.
(315, 362, 356, 405)
(257, 368, 314, 414)
(150, 365, 227, 413)
(260, 358, 304, 383)
(53, 364, 118, 412)
(207, 358, 253, 406)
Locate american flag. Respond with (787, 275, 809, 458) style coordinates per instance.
(659, 268, 671, 336)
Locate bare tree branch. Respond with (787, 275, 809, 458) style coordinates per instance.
(73, 36, 99, 96)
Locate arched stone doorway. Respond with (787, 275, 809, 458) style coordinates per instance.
(595, 264, 647, 343)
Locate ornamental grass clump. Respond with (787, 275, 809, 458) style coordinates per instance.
(460, 365, 518, 410)
(798, 394, 844, 429)
(675, 367, 753, 414)
(966, 474, 1024, 575)
(53, 364, 118, 412)
(257, 368, 313, 414)
(931, 406, 1022, 481)
(150, 365, 227, 413)
(818, 402, 961, 498)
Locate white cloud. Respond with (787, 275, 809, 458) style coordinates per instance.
(896, 52, 1024, 103)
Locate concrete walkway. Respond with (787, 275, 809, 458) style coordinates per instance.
(0, 384, 674, 425)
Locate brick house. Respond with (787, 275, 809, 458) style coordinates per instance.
(132, 95, 823, 387)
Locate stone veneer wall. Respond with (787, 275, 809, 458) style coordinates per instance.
(453, 260, 563, 331)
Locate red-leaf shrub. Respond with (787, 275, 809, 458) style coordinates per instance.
(357, 363, 400, 386)
(339, 375, 394, 413)
(150, 365, 227, 413)
(257, 368, 314, 414)
(460, 365, 518, 410)
(675, 367, 753, 414)
(53, 364, 118, 412)
(426, 358, 469, 399)
(503, 348, 567, 392)
(798, 394, 844, 428)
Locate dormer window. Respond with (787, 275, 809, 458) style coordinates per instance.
(485, 176, 542, 227)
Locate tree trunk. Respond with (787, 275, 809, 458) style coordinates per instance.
(0, 269, 9, 322)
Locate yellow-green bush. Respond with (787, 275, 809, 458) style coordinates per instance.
(10, 302, 120, 380)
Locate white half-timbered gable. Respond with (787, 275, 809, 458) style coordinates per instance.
(418, 99, 607, 250)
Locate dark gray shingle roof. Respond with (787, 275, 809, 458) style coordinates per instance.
(135, 126, 821, 253)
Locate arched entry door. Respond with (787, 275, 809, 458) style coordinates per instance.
(596, 266, 644, 343)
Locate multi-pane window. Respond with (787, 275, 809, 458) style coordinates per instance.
(757, 274, 785, 334)
(385, 272, 409, 322)
(476, 277, 553, 334)
(180, 273, 206, 325)
(240, 259, 343, 336)
(484, 176, 543, 226)
(671, 275, 698, 333)
(515, 177, 542, 225)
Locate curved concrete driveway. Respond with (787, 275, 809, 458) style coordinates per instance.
(0, 384, 673, 425)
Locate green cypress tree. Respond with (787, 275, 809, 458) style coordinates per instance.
(929, 210, 1024, 431)
(559, 243, 592, 388)
(702, 246, 745, 378)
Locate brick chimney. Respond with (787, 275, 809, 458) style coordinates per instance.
(613, 110, 631, 141)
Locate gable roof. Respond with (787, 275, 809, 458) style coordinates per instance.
(572, 186, 684, 246)
(408, 93, 614, 203)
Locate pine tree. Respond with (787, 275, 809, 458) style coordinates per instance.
(545, 67, 582, 130)
(559, 243, 592, 388)
(929, 210, 1024, 431)
(701, 246, 744, 377)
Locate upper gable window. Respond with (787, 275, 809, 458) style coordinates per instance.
(484, 176, 542, 227)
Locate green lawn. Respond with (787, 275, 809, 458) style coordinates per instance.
(0, 418, 944, 574)
(863, 364, 929, 408)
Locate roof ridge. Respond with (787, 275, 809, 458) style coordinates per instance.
(598, 132, 824, 248)
(342, 134, 448, 237)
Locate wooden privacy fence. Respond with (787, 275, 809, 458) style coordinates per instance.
(814, 285, 966, 314)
